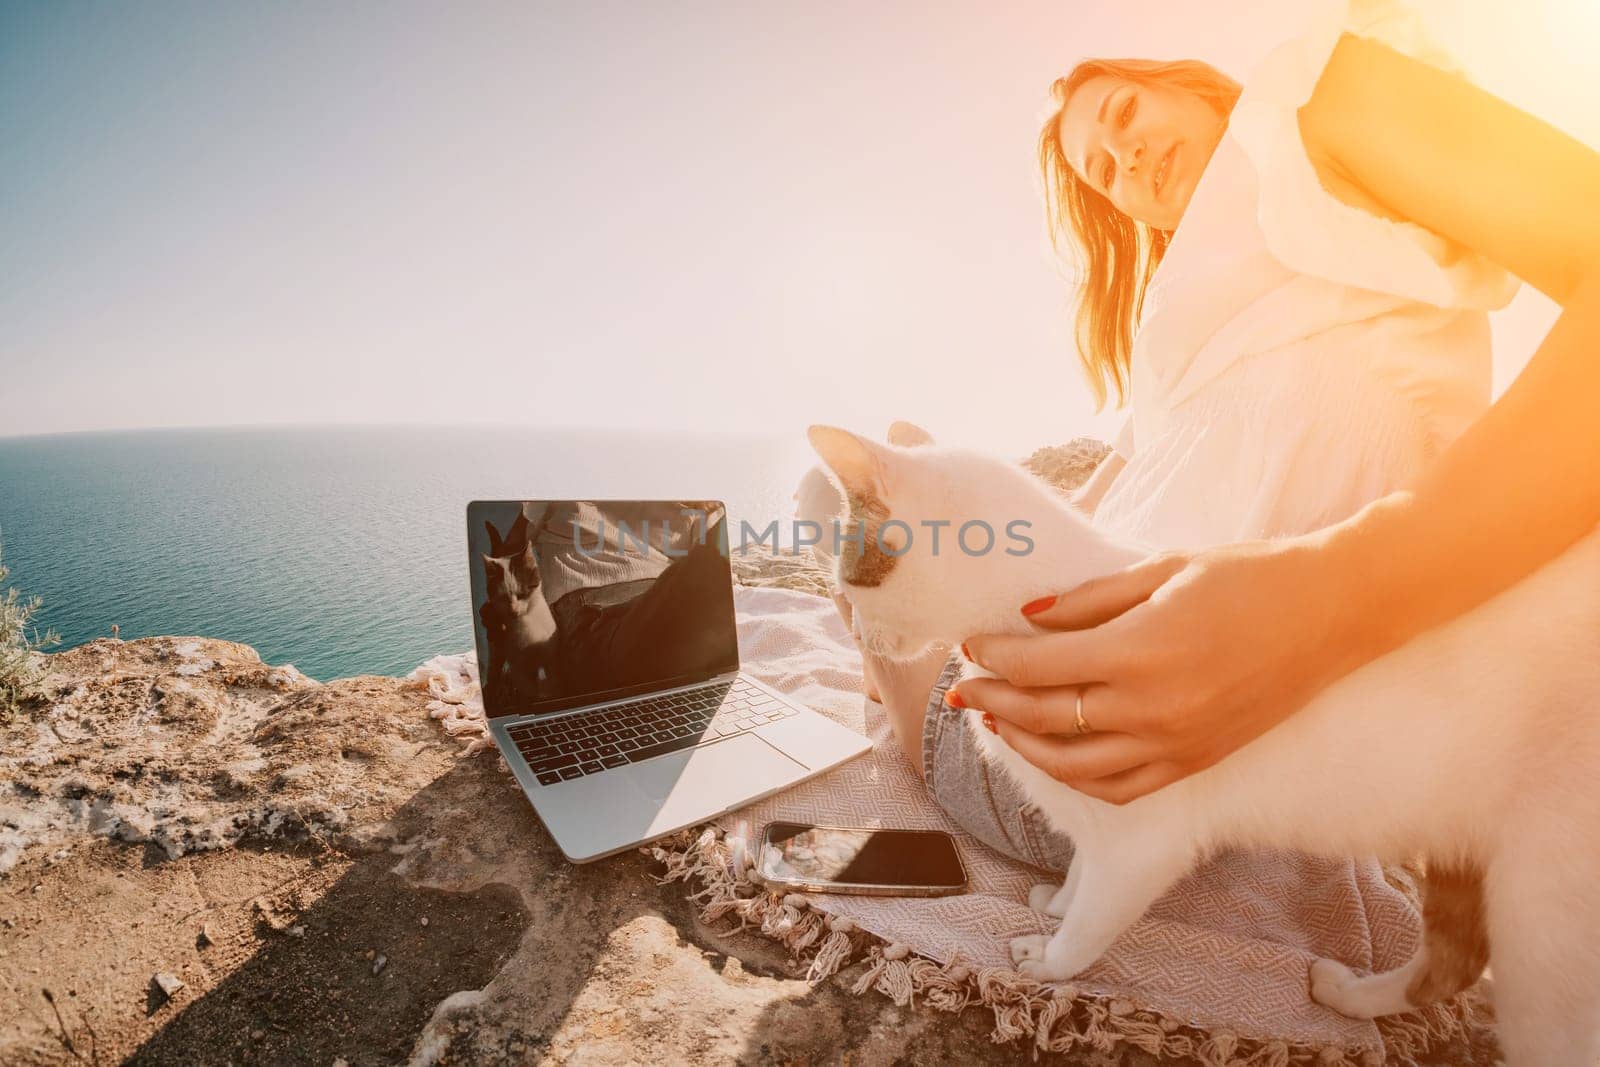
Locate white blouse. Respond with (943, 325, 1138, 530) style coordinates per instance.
(1095, 0, 1518, 549)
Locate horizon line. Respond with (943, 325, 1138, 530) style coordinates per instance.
(0, 418, 817, 444)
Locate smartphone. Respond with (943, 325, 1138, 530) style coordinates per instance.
(756, 820, 968, 897)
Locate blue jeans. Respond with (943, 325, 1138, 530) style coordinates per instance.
(920, 652, 1077, 874)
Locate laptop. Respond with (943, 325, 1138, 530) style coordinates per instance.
(467, 499, 872, 863)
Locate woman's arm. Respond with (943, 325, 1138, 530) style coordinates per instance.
(1301, 32, 1600, 656)
(956, 33, 1600, 803)
(1070, 450, 1126, 518)
(1303, 33, 1600, 305)
(1327, 265, 1600, 669)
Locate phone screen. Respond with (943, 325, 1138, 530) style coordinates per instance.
(759, 821, 966, 893)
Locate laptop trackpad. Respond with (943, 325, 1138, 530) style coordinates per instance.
(631, 734, 804, 804)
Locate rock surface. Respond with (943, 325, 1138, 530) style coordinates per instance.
(0, 440, 1497, 1065)
(2, 634, 1116, 1066)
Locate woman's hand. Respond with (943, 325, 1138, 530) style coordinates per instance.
(953, 537, 1366, 804)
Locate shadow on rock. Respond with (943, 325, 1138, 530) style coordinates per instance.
(125, 764, 532, 1067)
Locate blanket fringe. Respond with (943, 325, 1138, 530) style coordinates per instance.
(642, 826, 1482, 1066)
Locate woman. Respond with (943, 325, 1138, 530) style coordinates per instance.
(867, 0, 1600, 885)
(958, 22, 1600, 812)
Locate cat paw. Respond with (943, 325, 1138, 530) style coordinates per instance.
(1309, 958, 1357, 1009)
(1010, 934, 1048, 967)
(1028, 882, 1067, 917)
(1017, 957, 1077, 982)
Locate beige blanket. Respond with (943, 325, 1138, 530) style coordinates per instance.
(660, 586, 1469, 1063)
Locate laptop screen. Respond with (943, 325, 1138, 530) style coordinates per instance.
(467, 500, 740, 719)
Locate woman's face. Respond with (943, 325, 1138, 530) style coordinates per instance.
(1057, 74, 1226, 231)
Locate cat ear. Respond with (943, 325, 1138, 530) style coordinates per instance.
(519, 541, 538, 571)
(887, 420, 934, 447)
(506, 510, 530, 549)
(793, 464, 845, 524)
(807, 425, 889, 502)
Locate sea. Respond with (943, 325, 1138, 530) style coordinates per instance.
(0, 426, 817, 682)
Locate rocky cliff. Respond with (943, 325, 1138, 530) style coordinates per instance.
(4, 632, 1051, 1065)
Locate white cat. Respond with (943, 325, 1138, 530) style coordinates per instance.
(807, 424, 1600, 1067)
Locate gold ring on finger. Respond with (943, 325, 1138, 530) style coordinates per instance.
(1074, 688, 1092, 736)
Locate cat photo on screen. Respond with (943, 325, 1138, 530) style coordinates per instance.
(469, 501, 740, 714)
(478, 506, 562, 709)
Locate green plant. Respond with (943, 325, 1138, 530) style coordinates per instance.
(0, 537, 60, 718)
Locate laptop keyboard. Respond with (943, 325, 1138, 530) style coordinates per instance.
(506, 678, 800, 786)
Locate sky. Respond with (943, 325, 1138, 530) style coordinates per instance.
(2, 0, 1593, 454)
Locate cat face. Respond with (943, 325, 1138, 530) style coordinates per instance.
(807, 425, 1056, 660)
(794, 421, 937, 557)
(482, 541, 541, 607)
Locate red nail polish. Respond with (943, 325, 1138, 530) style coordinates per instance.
(960, 641, 971, 661)
(981, 711, 997, 734)
(1021, 595, 1056, 617)
(945, 690, 966, 709)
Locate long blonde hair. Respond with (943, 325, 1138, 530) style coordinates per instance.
(1039, 59, 1241, 409)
